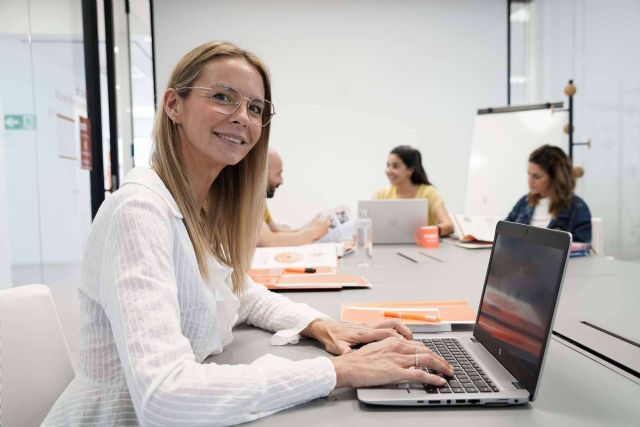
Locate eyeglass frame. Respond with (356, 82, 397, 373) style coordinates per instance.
(178, 83, 275, 127)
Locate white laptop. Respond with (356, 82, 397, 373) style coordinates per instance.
(358, 200, 428, 244)
(358, 221, 571, 407)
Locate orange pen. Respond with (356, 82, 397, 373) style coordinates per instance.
(383, 311, 441, 322)
(283, 267, 317, 273)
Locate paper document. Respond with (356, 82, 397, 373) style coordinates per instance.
(251, 243, 338, 271)
(316, 205, 355, 243)
(452, 214, 499, 243)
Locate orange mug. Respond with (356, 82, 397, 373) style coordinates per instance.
(415, 225, 439, 248)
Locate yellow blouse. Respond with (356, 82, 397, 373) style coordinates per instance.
(264, 206, 273, 224)
(373, 184, 444, 226)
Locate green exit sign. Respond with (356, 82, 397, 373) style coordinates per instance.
(4, 114, 37, 130)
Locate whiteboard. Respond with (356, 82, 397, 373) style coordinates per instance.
(464, 107, 568, 218)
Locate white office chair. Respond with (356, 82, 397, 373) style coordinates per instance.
(591, 217, 605, 256)
(0, 284, 75, 426)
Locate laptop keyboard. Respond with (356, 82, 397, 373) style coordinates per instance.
(418, 338, 500, 394)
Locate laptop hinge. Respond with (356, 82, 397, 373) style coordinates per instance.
(512, 381, 524, 390)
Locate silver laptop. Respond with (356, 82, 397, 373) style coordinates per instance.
(358, 221, 571, 406)
(358, 200, 428, 244)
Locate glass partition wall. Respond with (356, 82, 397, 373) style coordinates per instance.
(0, 0, 90, 288)
(129, 0, 155, 167)
(509, 0, 640, 261)
(0, 0, 155, 288)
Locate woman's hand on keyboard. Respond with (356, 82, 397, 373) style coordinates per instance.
(302, 319, 412, 355)
(331, 336, 455, 388)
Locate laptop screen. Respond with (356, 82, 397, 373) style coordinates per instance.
(357, 200, 428, 244)
(473, 225, 569, 399)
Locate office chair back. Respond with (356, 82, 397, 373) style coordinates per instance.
(0, 284, 75, 426)
(591, 217, 605, 255)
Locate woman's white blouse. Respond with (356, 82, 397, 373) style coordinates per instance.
(531, 197, 552, 228)
(43, 168, 336, 426)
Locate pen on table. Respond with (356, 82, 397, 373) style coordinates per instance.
(283, 267, 317, 273)
(418, 251, 442, 263)
(383, 310, 441, 322)
(396, 252, 418, 263)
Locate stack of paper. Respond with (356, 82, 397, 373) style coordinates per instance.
(250, 243, 368, 291)
(251, 243, 338, 274)
(570, 242, 591, 257)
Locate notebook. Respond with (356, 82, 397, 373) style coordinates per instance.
(358, 199, 428, 244)
(341, 300, 476, 332)
(357, 221, 571, 407)
(451, 213, 499, 244)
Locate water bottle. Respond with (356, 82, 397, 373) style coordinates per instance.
(356, 209, 373, 267)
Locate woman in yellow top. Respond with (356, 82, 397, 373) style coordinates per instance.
(374, 145, 453, 236)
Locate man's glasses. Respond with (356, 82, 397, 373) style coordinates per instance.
(181, 83, 275, 127)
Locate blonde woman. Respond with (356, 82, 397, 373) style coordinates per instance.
(43, 42, 452, 426)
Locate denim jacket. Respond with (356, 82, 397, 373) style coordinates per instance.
(506, 195, 592, 243)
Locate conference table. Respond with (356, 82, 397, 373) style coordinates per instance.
(207, 241, 640, 426)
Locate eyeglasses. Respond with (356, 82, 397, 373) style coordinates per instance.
(181, 83, 275, 127)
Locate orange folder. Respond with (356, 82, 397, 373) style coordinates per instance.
(341, 300, 476, 330)
(249, 266, 337, 277)
(251, 273, 370, 291)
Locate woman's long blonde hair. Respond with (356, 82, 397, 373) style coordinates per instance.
(151, 41, 271, 294)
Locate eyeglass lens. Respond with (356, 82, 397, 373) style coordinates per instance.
(208, 84, 274, 126)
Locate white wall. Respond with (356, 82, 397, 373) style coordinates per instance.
(154, 0, 506, 226)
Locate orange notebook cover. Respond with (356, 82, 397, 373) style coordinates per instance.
(251, 274, 370, 291)
(249, 266, 337, 277)
(341, 300, 476, 331)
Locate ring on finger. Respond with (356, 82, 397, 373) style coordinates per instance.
(414, 348, 420, 368)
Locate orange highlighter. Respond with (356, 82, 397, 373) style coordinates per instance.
(283, 267, 317, 273)
(383, 311, 441, 322)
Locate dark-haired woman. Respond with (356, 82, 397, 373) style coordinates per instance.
(506, 144, 592, 242)
(374, 145, 453, 236)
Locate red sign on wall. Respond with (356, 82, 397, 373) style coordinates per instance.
(79, 116, 92, 170)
